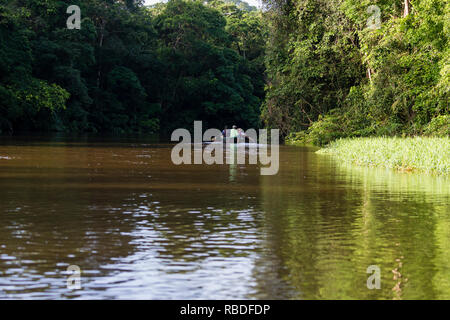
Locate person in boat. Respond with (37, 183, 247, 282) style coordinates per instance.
(237, 128, 255, 143)
(221, 126, 228, 142)
(237, 128, 245, 143)
(229, 125, 238, 144)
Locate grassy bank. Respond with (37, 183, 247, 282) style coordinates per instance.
(317, 137, 450, 175)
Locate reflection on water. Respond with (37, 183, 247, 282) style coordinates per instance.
(0, 138, 448, 299)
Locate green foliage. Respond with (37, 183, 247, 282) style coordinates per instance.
(0, 0, 265, 134)
(262, 0, 449, 142)
(261, 0, 365, 135)
(152, 0, 265, 132)
(13, 79, 69, 112)
(424, 115, 450, 137)
(286, 113, 348, 147)
(0, 1, 70, 132)
(318, 136, 450, 175)
(306, 114, 347, 146)
(285, 131, 309, 146)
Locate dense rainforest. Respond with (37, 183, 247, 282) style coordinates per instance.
(0, 0, 265, 134)
(0, 0, 448, 143)
(262, 0, 449, 145)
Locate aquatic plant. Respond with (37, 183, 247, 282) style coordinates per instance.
(317, 137, 450, 175)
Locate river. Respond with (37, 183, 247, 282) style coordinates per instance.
(0, 136, 449, 299)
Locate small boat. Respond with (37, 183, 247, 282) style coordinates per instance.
(202, 137, 258, 147)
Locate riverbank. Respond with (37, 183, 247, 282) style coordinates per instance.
(316, 137, 450, 175)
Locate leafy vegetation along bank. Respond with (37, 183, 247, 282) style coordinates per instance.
(317, 136, 450, 175)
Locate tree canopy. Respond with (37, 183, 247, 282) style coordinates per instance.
(1, 0, 448, 142)
(262, 0, 449, 144)
(0, 0, 265, 134)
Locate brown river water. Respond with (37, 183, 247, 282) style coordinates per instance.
(0, 136, 449, 299)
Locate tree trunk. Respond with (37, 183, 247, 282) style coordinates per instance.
(403, 0, 410, 17)
(367, 68, 372, 82)
(96, 20, 105, 88)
